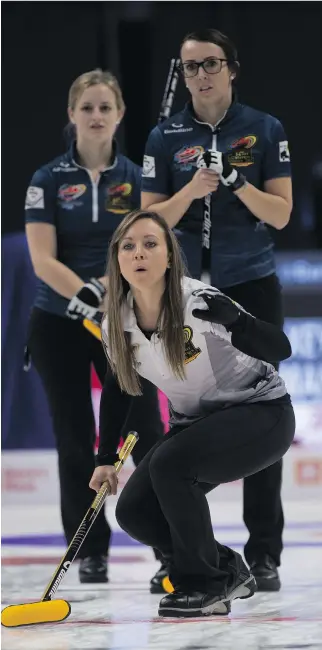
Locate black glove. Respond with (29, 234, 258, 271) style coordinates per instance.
(192, 291, 241, 329)
(192, 289, 292, 363)
(197, 150, 246, 192)
(66, 278, 106, 321)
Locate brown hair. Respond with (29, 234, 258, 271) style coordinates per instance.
(181, 28, 239, 79)
(68, 69, 125, 112)
(102, 210, 188, 396)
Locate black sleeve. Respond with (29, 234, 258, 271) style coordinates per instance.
(229, 311, 292, 364)
(96, 366, 132, 466)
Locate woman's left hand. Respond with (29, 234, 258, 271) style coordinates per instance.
(192, 291, 240, 328)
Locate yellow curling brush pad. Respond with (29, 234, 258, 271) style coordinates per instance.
(83, 318, 101, 340)
(1, 599, 71, 627)
(162, 576, 174, 593)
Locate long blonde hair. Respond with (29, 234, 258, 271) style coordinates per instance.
(103, 210, 187, 395)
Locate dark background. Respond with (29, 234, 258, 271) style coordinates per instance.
(2, 1, 322, 248)
(2, 2, 322, 451)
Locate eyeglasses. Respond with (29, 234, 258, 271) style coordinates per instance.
(179, 57, 229, 78)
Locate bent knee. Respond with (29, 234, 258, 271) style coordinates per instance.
(115, 492, 132, 531)
(115, 488, 144, 534)
(149, 443, 175, 482)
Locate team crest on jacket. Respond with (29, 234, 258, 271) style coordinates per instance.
(228, 134, 257, 167)
(106, 183, 133, 214)
(58, 184, 86, 209)
(183, 326, 201, 364)
(174, 145, 205, 171)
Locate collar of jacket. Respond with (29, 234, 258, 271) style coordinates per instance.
(183, 92, 240, 129)
(66, 139, 119, 170)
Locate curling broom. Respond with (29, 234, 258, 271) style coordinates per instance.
(1, 431, 139, 627)
(83, 317, 102, 340)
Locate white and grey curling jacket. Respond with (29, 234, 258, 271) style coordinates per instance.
(99, 277, 289, 454)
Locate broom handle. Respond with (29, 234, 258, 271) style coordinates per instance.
(41, 431, 139, 601)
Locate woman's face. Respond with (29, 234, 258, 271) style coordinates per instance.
(118, 219, 170, 291)
(180, 40, 233, 107)
(68, 83, 123, 145)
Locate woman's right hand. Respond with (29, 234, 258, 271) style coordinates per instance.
(188, 168, 220, 200)
(89, 465, 118, 495)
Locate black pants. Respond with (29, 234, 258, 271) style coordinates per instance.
(116, 399, 295, 593)
(28, 308, 164, 558)
(219, 273, 285, 565)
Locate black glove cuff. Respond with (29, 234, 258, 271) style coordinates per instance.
(95, 452, 120, 467)
(90, 278, 106, 299)
(229, 172, 247, 193)
(226, 309, 246, 332)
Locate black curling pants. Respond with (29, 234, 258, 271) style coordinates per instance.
(221, 273, 285, 566)
(115, 398, 295, 593)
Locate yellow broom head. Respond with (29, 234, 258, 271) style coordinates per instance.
(1, 599, 71, 627)
(83, 318, 101, 340)
(162, 576, 174, 593)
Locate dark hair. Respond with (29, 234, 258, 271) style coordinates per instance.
(181, 28, 239, 78)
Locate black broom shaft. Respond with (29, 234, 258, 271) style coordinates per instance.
(41, 431, 139, 600)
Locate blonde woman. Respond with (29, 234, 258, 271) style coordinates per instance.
(90, 209, 295, 618)
(25, 71, 164, 586)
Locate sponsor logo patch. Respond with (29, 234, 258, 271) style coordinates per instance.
(228, 134, 257, 167)
(58, 184, 86, 202)
(279, 140, 290, 162)
(174, 145, 204, 171)
(183, 326, 201, 364)
(106, 183, 133, 214)
(142, 155, 156, 178)
(57, 184, 86, 209)
(164, 127, 193, 134)
(25, 186, 44, 209)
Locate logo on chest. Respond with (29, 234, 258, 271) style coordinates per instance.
(174, 145, 205, 171)
(227, 134, 257, 167)
(106, 183, 133, 214)
(184, 326, 201, 364)
(58, 184, 87, 209)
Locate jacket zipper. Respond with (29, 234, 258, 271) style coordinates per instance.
(72, 156, 118, 224)
(91, 177, 99, 223)
(193, 110, 227, 152)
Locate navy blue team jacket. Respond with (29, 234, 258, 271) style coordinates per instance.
(141, 99, 291, 288)
(25, 142, 141, 316)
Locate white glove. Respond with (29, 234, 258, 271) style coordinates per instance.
(66, 278, 106, 321)
(197, 150, 239, 187)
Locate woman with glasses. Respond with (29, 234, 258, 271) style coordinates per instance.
(141, 28, 293, 593)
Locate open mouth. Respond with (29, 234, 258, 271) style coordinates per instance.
(135, 267, 147, 272)
(90, 124, 105, 130)
(200, 86, 213, 93)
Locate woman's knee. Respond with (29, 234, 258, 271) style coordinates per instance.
(149, 442, 177, 486)
(115, 486, 142, 533)
(115, 490, 130, 531)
